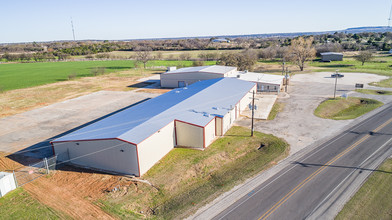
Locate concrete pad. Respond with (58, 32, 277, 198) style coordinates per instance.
(293, 72, 388, 87)
(0, 91, 159, 158)
(242, 94, 277, 120)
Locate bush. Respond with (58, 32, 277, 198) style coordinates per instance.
(192, 60, 205, 66)
(68, 73, 77, 80)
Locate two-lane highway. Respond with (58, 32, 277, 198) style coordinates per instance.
(211, 104, 392, 220)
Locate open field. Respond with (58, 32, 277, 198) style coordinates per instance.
(258, 53, 392, 76)
(309, 55, 392, 75)
(100, 126, 288, 219)
(99, 49, 244, 60)
(0, 60, 216, 91)
(336, 158, 392, 220)
(0, 188, 69, 219)
(355, 89, 392, 95)
(0, 69, 159, 118)
(314, 97, 383, 120)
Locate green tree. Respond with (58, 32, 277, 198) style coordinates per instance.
(355, 51, 373, 66)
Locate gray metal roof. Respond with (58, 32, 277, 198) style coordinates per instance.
(164, 65, 237, 75)
(320, 52, 343, 56)
(53, 78, 255, 145)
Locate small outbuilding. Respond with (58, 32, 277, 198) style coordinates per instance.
(320, 52, 343, 62)
(161, 65, 285, 92)
(235, 72, 284, 92)
(160, 65, 238, 88)
(52, 78, 256, 176)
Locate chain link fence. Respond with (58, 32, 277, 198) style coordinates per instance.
(13, 156, 57, 187)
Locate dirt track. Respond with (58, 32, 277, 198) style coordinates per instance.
(23, 166, 137, 219)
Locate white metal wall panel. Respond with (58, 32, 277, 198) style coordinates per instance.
(54, 139, 139, 176)
(160, 72, 224, 88)
(204, 118, 216, 147)
(175, 121, 204, 148)
(0, 172, 16, 198)
(239, 86, 256, 112)
(137, 122, 175, 176)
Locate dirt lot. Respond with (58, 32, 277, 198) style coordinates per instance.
(237, 72, 391, 154)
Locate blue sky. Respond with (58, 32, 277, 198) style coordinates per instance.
(1, 0, 391, 43)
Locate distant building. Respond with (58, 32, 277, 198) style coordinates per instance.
(160, 65, 284, 92)
(388, 49, 392, 54)
(320, 52, 343, 62)
(212, 38, 230, 43)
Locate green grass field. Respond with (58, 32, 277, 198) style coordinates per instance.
(309, 56, 392, 75)
(100, 126, 289, 219)
(0, 188, 70, 219)
(336, 159, 392, 220)
(0, 60, 216, 91)
(314, 97, 383, 120)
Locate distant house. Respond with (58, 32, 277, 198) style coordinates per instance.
(388, 49, 392, 54)
(320, 52, 343, 62)
(212, 38, 230, 43)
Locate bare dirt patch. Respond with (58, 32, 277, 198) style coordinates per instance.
(23, 166, 140, 220)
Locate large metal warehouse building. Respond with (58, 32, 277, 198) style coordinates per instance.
(51, 78, 256, 176)
(160, 65, 238, 88)
(161, 65, 284, 92)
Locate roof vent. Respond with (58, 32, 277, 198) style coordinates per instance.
(175, 91, 180, 93)
(203, 113, 210, 117)
(237, 74, 241, 78)
(212, 107, 219, 110)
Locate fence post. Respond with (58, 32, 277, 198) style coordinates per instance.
(13, 170, 18, 188)
(44, 158, 49, 174)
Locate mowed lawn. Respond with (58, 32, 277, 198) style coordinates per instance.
(336, 159, 392, 220)
(0, 60, 215, 91)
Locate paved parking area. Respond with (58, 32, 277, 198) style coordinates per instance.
(0, 91, 158, 158)
(236, 72, 392, 154)
(242, 94, 277, 120)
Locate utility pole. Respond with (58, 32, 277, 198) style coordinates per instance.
(70, 17, 76, 41)
(251, 90, 255, 137)
(333, 70, 338, 99)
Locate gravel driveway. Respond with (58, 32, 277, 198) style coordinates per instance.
(236, 72, 391, 154)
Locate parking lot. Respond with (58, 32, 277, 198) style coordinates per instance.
(236, 72, 391, 154)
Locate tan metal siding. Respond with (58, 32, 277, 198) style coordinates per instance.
(175, 121, 204, 148)
(204, 118, 216, 147)
(137, 122, 175, 176)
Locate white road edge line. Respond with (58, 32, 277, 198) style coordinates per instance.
(305, 136, 392, 219)
(215, 113, 378, 220)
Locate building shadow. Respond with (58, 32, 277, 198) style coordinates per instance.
(7, 98, 152, 166)
(292, 161, 392, 174)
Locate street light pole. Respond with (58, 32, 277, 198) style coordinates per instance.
(251, 90, 255, 137)
(333, 70, 338, 99)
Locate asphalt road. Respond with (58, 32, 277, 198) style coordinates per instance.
(212, 104, 392, 220)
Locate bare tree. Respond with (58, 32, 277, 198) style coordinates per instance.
(354, 51, 373, 66)
(134, 47, 152, 68)
(288, 37, 316, 71)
